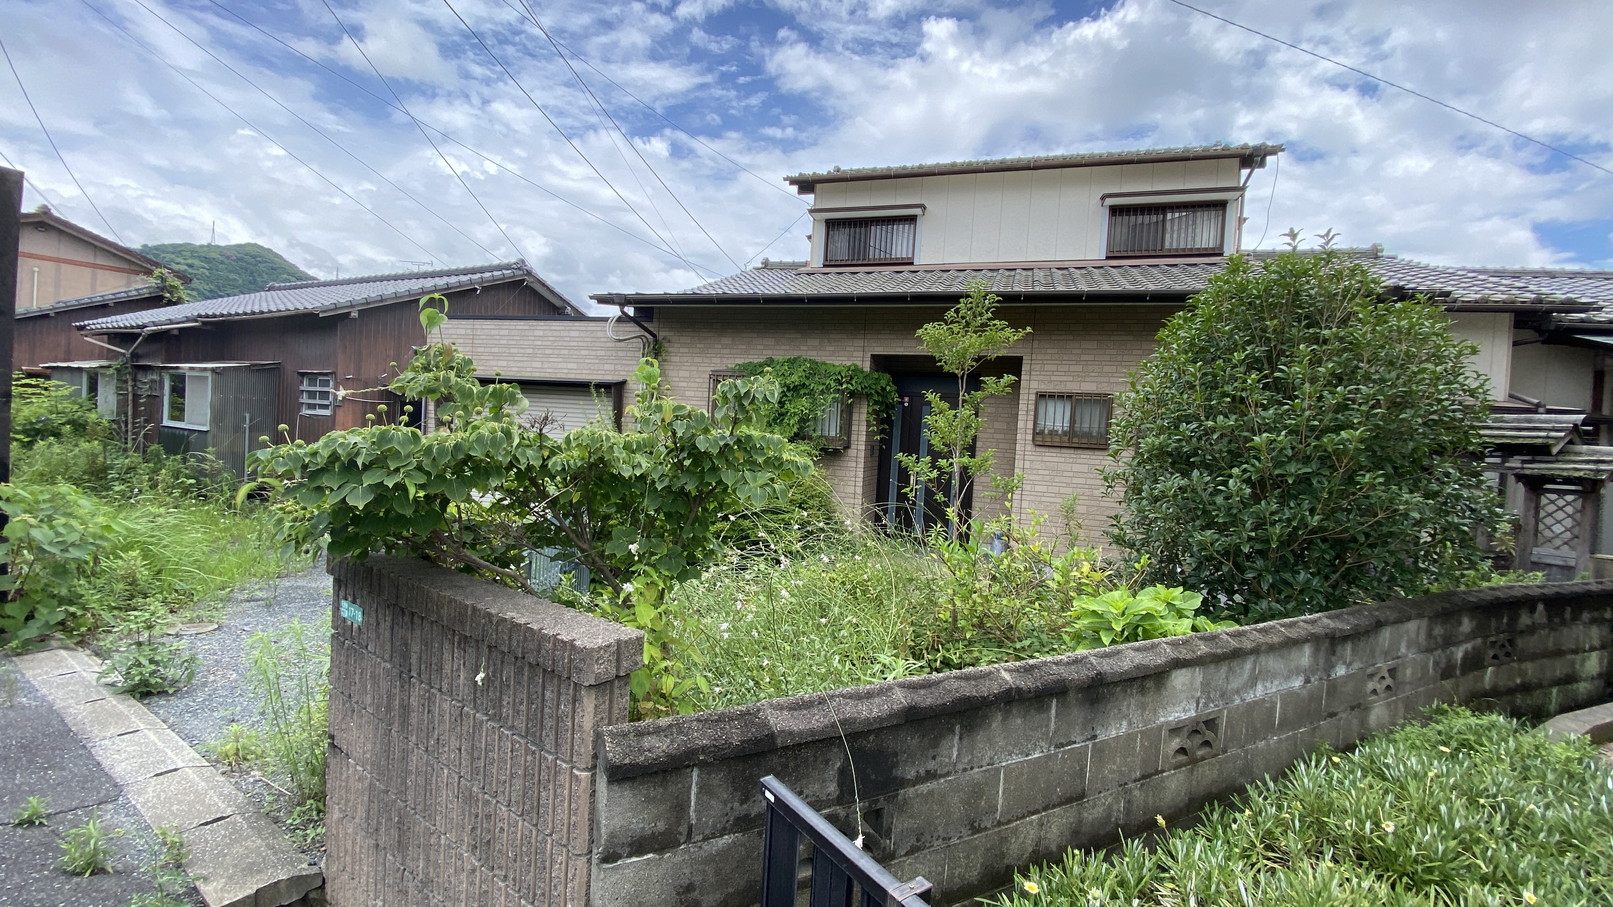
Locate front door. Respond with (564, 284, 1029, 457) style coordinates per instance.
(875, 373, 973, 534)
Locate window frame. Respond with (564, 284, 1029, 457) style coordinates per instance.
(1032, 392, 1112, 448)
(1105, 202, 1228, 258)
(710, 369, 851, 449)
(299, 372, 336, 416)
(822, 215, 918, 266)
(162, 370, 212, 431)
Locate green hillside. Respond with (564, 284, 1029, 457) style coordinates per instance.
(139, 242, 315, 300)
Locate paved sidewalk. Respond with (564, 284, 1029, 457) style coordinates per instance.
(0, 651, 180, 907)
(0, 646, 322, 907)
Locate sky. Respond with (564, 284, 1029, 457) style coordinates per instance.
(2, 0, 1611, 311)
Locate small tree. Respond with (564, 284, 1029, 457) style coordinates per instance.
(902, 282, 1030, 541)
(1105, 234, 1504, 622)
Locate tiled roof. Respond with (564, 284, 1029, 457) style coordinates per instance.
(785, 143, 1283, 192)
(1473, 269, 1613, 320)
(16, 282, 166, 318)
(76, 261, 578, 331)
(1480, 413, 1585, 453)
(596, 253, 1607, 309)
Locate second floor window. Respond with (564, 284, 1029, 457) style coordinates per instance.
(1108, 202, 1226, 257)
(824, 216, 917, 266)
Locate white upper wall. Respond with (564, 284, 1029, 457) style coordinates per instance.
(807, 157, 1246, 265)
(1446, 312, 1513, 403)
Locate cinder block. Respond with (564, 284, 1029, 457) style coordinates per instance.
(953, 697, 1053, 772)
(884, 768, 1002, 857)
(999, 744, 1089, 823)
(596, 767, 693, 862)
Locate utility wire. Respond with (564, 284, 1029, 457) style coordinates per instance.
(1254, 151, 1279, 250)
(320, 0, 529, 263)
(512, 0, 744, 271)
(439, 0, 718, 276)
(80, 0, 447, 264)
(510, 0, 690, 266)
(126, 0, 502, 262)
(0, 34, 125, 242)
(1165, 0, 1613, 179)
(501, 1, 803, 205)
(0, 148, 62, 211)
(204, 0, 721, 277)
(744, 209, 810, 267)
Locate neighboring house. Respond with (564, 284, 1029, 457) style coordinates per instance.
(68, 261, 583, 474)
(16, 207, 183, 310)
(593, 143, 1613, 575)
(13, 283, 171, 375)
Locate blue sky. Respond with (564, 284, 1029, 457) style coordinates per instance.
(2, 0, 1610, 309)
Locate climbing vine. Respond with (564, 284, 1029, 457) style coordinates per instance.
(731, 357, 896, 448)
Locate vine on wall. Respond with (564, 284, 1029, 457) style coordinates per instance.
(730, 357, 897, 448)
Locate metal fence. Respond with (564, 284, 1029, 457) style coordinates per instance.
(759, 775, 932, 907)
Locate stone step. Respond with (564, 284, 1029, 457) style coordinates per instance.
(13, 644, 323, 907)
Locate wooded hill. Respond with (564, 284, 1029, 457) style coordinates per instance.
(139, 242, 314, 300)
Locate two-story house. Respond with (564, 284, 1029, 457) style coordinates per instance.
(593, 143, 1604, 562)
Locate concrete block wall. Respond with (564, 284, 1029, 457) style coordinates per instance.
(325, 557, 641, 907)
(591, 581, 1613, 907)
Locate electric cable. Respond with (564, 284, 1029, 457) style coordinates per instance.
(125, 0, 502, 263)
(1254, 152, 1279, 250)
(512, 0, 744, 271)
(1165, 0, 1613, 179)
(80, 0, 449, 264)
(320, 0, 529, 263)
(439, 0, 720, 277)
(0, 34, 125, 242)
(0, 148, 63, 211)
(203, 0, 721, 277)
(744, 209, 811, 267)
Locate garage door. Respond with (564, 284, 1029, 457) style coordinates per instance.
(518, 383, 615, 437)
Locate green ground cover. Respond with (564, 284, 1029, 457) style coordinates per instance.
(994, 707, 1613, 907)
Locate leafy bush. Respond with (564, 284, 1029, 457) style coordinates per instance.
(9, 374, 112, 444)
(97, 638, 200, 699)
(1061, 586, 1233, 650)
(729, 356, 897, 446)
(995, 706, 1613, 906)
(0, 484, 118, 647)
(1107, 237, 1504, 621)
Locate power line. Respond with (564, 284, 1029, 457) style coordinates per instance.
(80, 0, 448, 264)
(0, 34, 125, 242)
(512, 0, 744, 272)
(745, 209, 810, 267)
(203, 0, 721, 277)
(0, 148, 62, 211)
(1165, 0, 1613, 179)
(124, 0, 501, 262)
(439, 0, 719, 276)
(321, 0, 528, 263)
(500, 1, 803, 206)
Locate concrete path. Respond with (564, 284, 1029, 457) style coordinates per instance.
(1, 645, 321, 907)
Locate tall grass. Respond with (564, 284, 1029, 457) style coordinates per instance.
(674, 527, 945, 710)
(245, 617, 329, 809)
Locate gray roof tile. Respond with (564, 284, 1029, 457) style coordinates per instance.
(601, 253, 1608, 308)
(17, 283, 166, 319)
(785, 143, 1284, 190)
(76, 261, 575, 331)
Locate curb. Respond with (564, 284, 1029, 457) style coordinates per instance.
(12, 643, 324, 907)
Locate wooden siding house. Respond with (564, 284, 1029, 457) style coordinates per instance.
(594, 143, 1613, 573)
(72, 261, 582, 473)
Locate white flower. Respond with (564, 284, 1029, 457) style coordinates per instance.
(628, 542, 639, 555)
(622, 582, 634, 593)
(719, 623, 730, 631)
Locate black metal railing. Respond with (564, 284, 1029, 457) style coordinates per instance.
(759, 775, 932, 907)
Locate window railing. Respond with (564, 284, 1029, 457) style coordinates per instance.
(1033, 392, 1112, 447)
(1107, 203, 1225, 256)
(825, 216, 917, 266)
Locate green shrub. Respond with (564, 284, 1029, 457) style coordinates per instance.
(0, 484, 119, 647)
(1061, 586, 1233, 650)
(97, 638, 200, 699)
(1107, 238, 1504, 621)
(9, 374, 112, 444)
(995, 706, 1613, 906)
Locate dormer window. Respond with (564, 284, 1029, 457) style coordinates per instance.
(824, 216, 917, 266)
(1107, 202, 1228, 257)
